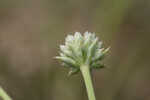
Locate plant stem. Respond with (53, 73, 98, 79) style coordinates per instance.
(0, 87, 12, 100)
(80, 65, 96, 100)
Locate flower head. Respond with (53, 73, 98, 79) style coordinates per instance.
(56, 32, 109, 75)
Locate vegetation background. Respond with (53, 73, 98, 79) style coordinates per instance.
(0, 0, 150, 100)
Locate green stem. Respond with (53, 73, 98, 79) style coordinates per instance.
(0, 87, 12, 100)
(80, 65, 96, 100)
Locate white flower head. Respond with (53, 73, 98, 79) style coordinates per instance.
(56, 32, 109, 75)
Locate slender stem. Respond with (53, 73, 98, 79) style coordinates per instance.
(0, 87, 12, 100)
(80, 65, 96, 100)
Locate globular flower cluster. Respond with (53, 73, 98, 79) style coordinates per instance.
(56, 32, 109, 75)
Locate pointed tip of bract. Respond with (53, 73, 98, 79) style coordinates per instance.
(65, 35, 74, 43)
(55, 56, 60, 59)
(74, 32, 81, 36)
(54, 56, 61, 61)
(74, 32, 82, 38)
(104, 47, 110, 53)
(75, 32, 81, 34)
(84, 31, 91, 36)
(84, 31, 89, 35)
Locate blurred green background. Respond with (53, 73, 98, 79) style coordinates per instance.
(0, 0, 150, 100)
